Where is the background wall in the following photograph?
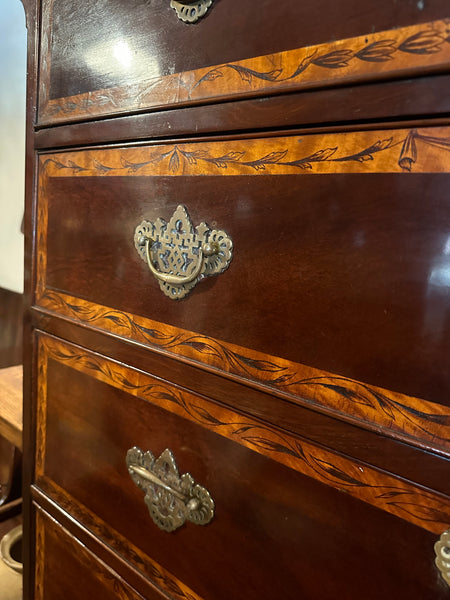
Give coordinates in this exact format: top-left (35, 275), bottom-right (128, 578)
top-left (0, 1), bottom-right (26, 293)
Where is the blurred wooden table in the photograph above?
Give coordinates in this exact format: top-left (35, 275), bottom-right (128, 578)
top-left (0, 366), bottom-right (22, 451)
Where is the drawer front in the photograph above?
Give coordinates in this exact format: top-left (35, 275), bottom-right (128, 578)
top-left (38, 0), bottom-right (450, 124)
top-left (34, 507), bottom-right (162, 600)
top-left (34, 334), bottom-right (450, 600)
top-left (36, 128), bottom-right (450, 452)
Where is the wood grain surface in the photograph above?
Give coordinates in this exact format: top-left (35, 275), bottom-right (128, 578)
top-left (37, 126), bottom-right (450, 175)
top-left (35, 334), bottom-right (450, 535)
top-left (33, 75), bottom-right (450, 151)
top-left (34, 507), bottom-right (166, 600)
top-left (29, 309), bottom-right (450, 499)
top-left (38, 5), bottom-right (450, 124)
top-left (35, 131), bottom-right (450, 453)
top-left (24, 2), bottom-right (450, 598)
top-left (33, 335), bottom-right (450, 600)
top-left (0, 365), bottom-right (23, 450)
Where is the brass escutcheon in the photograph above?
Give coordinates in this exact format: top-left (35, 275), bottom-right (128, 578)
top-left (435, 529), bottom-right (450, 587)
top-left (126, 447), bottom-right (215, 532)
top-left (170, 0), bottom-right (213, 23)
top-left (134, 205), bottom-right (233, 299)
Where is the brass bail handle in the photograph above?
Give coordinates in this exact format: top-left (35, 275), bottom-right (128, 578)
top-left (127, 447), bottom-right (215, 532)
top-left (128, 463), bottom-right (201, 513)
top-left (134, 205), bottom-right (233, 300)
top-left (139, 235), bottom-right (220, 286)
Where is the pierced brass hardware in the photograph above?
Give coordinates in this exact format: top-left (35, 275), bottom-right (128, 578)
top-left (134, 205), bottom-right (233, 299)
top-left (126, 447), bottom-right (214, 532)
top-left (435, 529), bottom-right (450, 586)
top-left (142, 236), bottom-right (219, 286)
top-left (170, 0), bottom-right (213, 23)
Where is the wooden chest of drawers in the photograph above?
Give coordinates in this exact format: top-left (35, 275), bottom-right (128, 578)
top-left (21, 1), bottom-right (450, 598)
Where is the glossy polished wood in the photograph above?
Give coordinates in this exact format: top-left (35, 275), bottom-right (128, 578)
top-left (35, 75), bottom-right (450, 150)
top-left (32, 490), bottom-right (174, 600)
top-left (35, 337), bottom-right (449, 600)
top-left (45, 0), bottom-right (449, 99)
top-left (30, 310), bottom-right (450, 498)
top-left (37, 139), bottom-right (450, 412)
top-left (34, 507), bottom-right (165, 600)
top-left (39, 2), bottom-right (450, 124)
top-left (37, 126), bottom-right (450, 174)
top-left (21, 0), bottom-right (41, 595)
top-left (22, 0), bottom-right (450, 598)
top-left (35, 334), bottom-right (450, 534)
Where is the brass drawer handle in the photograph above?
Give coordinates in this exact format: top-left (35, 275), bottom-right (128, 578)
top-left (170, 0), bottom-right (213, 23)
top-left (134, 205), bottom-right (233, 300)
top-left (126, 447), bottom-right (215, 532)
top-left (141, 236), bottom-right (219, 286)
top-left (435, 529), bottom-right (450, 587)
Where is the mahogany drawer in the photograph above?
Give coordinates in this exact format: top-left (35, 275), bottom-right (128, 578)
top-left (36, 132), bottom-right (450, 454)
top-left (33, 506), bottom-right (166, 600)
top-left (34, 333), bottom-right (450, 600)
top-left (25, 2), bottom-right (450, 600)
top-left (38, 0), bottom-right (450, 125)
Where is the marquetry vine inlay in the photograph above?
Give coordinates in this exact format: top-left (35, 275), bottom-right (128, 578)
top-left (38, 14), bottom-right (450, 124)
top-left (36, 335), bottom-right (450, 536)
top-left (39, 127), bottom-right (450, 176)
top-left (35, 482), bottom-right (205, 600)
top-left (36, 288), bottom-right (450, 456)
top-left (35, 509), bottom-right (160, 600)
top-left (35, 127), bottom-right (450, 455)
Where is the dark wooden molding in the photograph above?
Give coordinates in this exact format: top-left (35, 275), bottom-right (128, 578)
top-left (34, 75), bottom-right (450, 150)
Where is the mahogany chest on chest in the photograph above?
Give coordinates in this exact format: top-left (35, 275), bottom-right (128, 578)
top-left (21, 1), bottom-right (450, 598)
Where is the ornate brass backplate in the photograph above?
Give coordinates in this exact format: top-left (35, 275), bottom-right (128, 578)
top-left (126, 447), bottom-right (215, 532)
top-left (435, 529), bottom-right (450, 586)
top-left (170, 0), bottom-right (213, 23)
top-left (134, 205), bottom-right (233, 299)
